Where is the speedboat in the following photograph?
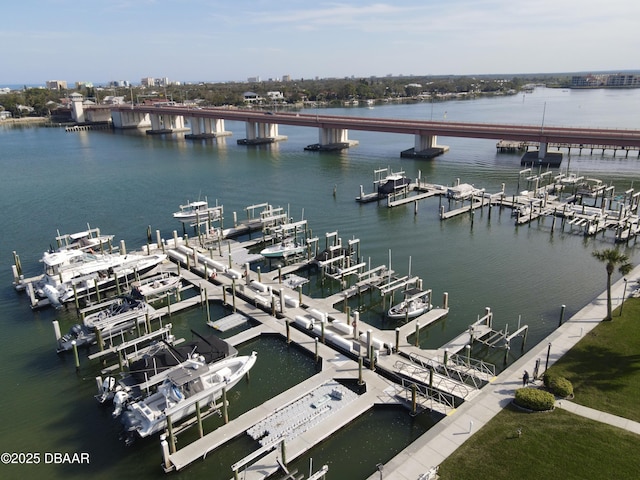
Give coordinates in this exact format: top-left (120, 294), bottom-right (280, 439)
top-left (387, 288), bottom-right (432, 320)
top-left (83, 296), bottom-right (153, 338)
top-left (56, 323), bottom-right (96, 353)
top-left (260, 239), bottom-right (306, 258)
top-left (54, 227), bottom-right (114, 252)
top-left (96, 331), bottom-right (236, 407)
top-left (119, 352), bottom-right (257, 444)
top-left (130, 273), bottom-right (182, 300)
top-left (31, 248), bottom-right (166, 308)
top-left (172, 199), bottom-right (222, 225)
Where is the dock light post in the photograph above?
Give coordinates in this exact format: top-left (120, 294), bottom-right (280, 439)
top-left (545, 343), bottom-right (552, 372)
top-left (376, 462), bottom-right (384, 479)
top-left (620, 278), bottom-right (628, 316)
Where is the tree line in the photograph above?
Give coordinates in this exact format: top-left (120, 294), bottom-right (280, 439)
top-left (0, 73), bottom-right (572, 118)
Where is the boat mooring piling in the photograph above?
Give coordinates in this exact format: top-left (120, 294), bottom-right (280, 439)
top-left (72, 340), bottom-right (80, 370)
top-left (559, 304), bottom-right (566, 327)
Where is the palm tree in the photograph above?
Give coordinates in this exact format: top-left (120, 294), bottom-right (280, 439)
top-left (592, 248), bottom-right (633, 320)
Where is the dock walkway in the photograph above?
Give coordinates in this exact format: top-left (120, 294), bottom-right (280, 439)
top-left (365, 268), bottom-right (640, 480)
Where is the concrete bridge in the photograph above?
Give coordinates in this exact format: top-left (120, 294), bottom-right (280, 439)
top-left (101, 103), bottom-right (640, 160)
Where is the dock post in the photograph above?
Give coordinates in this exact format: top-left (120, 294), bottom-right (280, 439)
top-left (120, 239), bottom-right (126, 255)
top-left (245, 263), bottom-right (250, 286)
top-left (315, 338), bottom-right (319, 362)
top-left (94, 278), bottom-right (101, 303)
top-left (156, 230), bottom-right (161, 251)
top-left (73, 283), bottom-right (79, 310)
top-left (173, 230), bottom-right (178, 248)
top-left (503, 344), bottom-right (510, 365)
top-left (370, 344), bottom-right (375, 371)
top-left (271, 295), bottom-right (276, 316)
top-left (72, 341), bottom-right (80, 371)
top-left (232, 279), bottom-right (237, 312)
top-left (96, 328), bottom-right (105, 351)
top-left (257, 266), bottom-right (261, 282)
top-left (286, 319), bottom-right (291, 344)
top-left (358, 356), bottom-right (364, 385)
top-left (278, 265), bottom-right (282, 284)
top-left (53, 320), bottom-right (61, 341)
top-left (279, 288), bottom-right (285, 314)
top-left (353, 311), bottom-right (359, 339)
top-left (280, 439), bottom-right (287, 466)
top-left (443, 292), bottom-right (449, 310)
top-left (466, 344), bottom-right (471, 364)
top-left (443, 348), bottom-right (449, 366)
top-left (146, 312), bottom-right (151, 334)
top-left (366, 329), bottom-right (373, 360)
top-left (321, 317), bottom-right (325, 344)
top-left (298, 285), bottom-right (302, 306)
top-left (160, 434), bottom-right (172, 471)
top-left (414, 321), bottom-right (420, 347)
top-left (196, 401), bottom-right (203, 438)
top-left (166, 292), bottom-right (172, 316)
top-left (414, 200), bottom-right (418, 215)
top-left (167, 416), bottom-right (176, 453)
top-left (558, 304), bottom-right (566, 327)
top-left (222, 286), bottom-right (227, 306)
top-left (411, 383), bottom-right (417, 416)
top-left (205, 289), bottom-right (211, 323)
top-left (395, 327), bottom-right (400, 352)
top-left (228, 252), bottom-right (232, 269)
top-left (222, 387), bottom-right (228, 424)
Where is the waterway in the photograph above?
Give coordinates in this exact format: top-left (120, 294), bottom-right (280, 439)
top-left (0, 87), bottom-right (639, 480)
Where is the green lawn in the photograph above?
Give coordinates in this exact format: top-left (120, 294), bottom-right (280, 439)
top-left (438, 297), bottom-right (640, 480)
top-left (438, 407), bottom-right (640, 480)
top-left (545, 297), bottom-right (640, 422)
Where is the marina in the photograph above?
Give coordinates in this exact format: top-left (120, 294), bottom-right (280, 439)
top-left (2, 87), bottom-right (640, 480)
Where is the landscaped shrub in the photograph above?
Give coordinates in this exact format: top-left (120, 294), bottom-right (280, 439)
top-left (549, 376), bottom-right (574, 398)
top-left (514, 388), bottom-right (555, 411)
top-left (543, 371), bottom-right (574, 398)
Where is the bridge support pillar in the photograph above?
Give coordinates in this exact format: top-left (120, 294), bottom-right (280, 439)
top-left (112, 110), bottom-right (151, 129)
top-left (185, 116), bottom-right (231, 139)
top-left (146, 113), bottom-right (189, 135)
top-left (400, 134), bottom-right (449, 159)
top-left (538, 142), bottom-right (548, 159)
top-left (304, 128), bottom-right (359, 152)
top-left (237, 121), bottom-right (287, 145)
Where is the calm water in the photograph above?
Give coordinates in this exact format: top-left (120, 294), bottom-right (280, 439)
top-left (1, 87), bottom-right (639, 480)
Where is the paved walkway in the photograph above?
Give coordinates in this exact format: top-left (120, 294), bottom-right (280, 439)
top-left (371, 266), bottom-right (640, 480)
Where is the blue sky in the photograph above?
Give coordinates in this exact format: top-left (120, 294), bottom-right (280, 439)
top-left (2, 0), bottom-right (639, 85)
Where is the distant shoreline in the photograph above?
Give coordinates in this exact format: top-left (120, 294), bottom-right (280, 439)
top-left (1, 116), bottom-right (48, 125)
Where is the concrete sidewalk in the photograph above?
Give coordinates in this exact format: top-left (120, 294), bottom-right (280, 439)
top-left (371, 266), bottom-right (640, 480)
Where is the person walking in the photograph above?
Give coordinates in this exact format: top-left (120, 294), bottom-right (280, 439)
top-left (522, 370), bottom-right (530, 387)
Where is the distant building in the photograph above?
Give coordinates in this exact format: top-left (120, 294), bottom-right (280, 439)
top-left (282, 74), bottom-right (292, 82)
top-left (243, 91), bottom-right (262, 103)
top-left (141, 77), bottom-right (155, 87)
top-left (46, 80), bottom-right (68, 90)
top-left (247, 76), bottom-right (261, 83)
top-left (571, 73), bottom-right (640, 88)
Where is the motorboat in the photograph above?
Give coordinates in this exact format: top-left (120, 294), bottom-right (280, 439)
top-left (56, 323), bottom-right (96, 353)
top-left (54, 227), bottom-right (114, 252)
top-left (387, 288), bottom-right (432, 320)
top-left (172, 199), bottom-right (222, 226)
top-left (377, 172), bottom-right (411, 196)
top-left (446, 183), bottom-right (479, 201)
top-left (260, 239), bottom-right (306, 258)
top-left (83, 296), bottom-right (153, 338)
top-left (96, 330), bottom-right (237, 407)
top-left (119, 352), bottom-right (257, 444)
top-left (31, 248), bottom-right (166, 308)
top-left (130, 273), bottom-right (182, 300)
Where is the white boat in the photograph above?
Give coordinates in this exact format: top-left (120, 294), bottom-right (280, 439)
top-left (260, 239), bottom-right (306, 258)
top-left (172, 199), bottom-right (222, 225)
top-left (96, 330), bottom-right (237, 406)
top-left (54, 227), bottom-right (114, 252)
top-left (119, 352), bottom-right (257, 444)
top-left (130, 273), bottom-right (182, 300)
top-left (32, 248), bottom-right (166, 308)
top-left (83, 296), bottom-right (153, 337)
top-left (387, 288), bottom-right (432, 320)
